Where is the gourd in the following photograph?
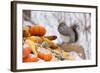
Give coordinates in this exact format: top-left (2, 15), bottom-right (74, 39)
top-left (25, 39), bottom-right (38, 56)
top-left (37, 48), bottom-right (52, 61)
top-left (27, 36), bottom-right (43, 43)
top-left (23, 55), bottom-right (38, 62)
top-left (23, 47), bottom-right (31, 58)
top-left (30, 25), bottom-right (46, 36)
top-left (38, 53), bottom-right (52, 61)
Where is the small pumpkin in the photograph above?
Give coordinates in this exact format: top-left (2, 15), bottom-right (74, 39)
top-left (38, 52), bottom-right (44, 59)
top-left (43, 53), bottom-right (52, 61)
top-left (38, 52), bottom-right (52, 61)
top-left (23, 55), bottom-right (38, 62)
top-left (30, 25), bottom-right (46, 36)
top-left (37, 47), bottom-right (52, 61)
top-left (23, 47), bottom-right (31, 58)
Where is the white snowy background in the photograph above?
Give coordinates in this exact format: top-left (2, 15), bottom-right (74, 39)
top-left (23, 10), bottom-right (91, 59)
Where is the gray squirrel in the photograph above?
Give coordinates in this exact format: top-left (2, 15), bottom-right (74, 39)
top-left (58, 22), bottom-right (78, 43)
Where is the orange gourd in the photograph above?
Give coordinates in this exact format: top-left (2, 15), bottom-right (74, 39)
top-left (38, 52), bottom-right (44, 59)
top-left (30, 25), bottom-right (46, 36)
top-left (43, 54), bottom-right (52, 61)
top-left (23, 47), bottom-right (31, 58)
top-left (23, 55), bottom-right (38, 62)
top-left (38, 52), bottom-right (52, 61)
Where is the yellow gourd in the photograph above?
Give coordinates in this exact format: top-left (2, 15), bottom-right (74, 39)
top-left (25, 39), bottom-right (37, 56)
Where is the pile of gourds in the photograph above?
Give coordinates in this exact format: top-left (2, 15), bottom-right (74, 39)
top-left (23, 25), bottom-right (74, 62)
